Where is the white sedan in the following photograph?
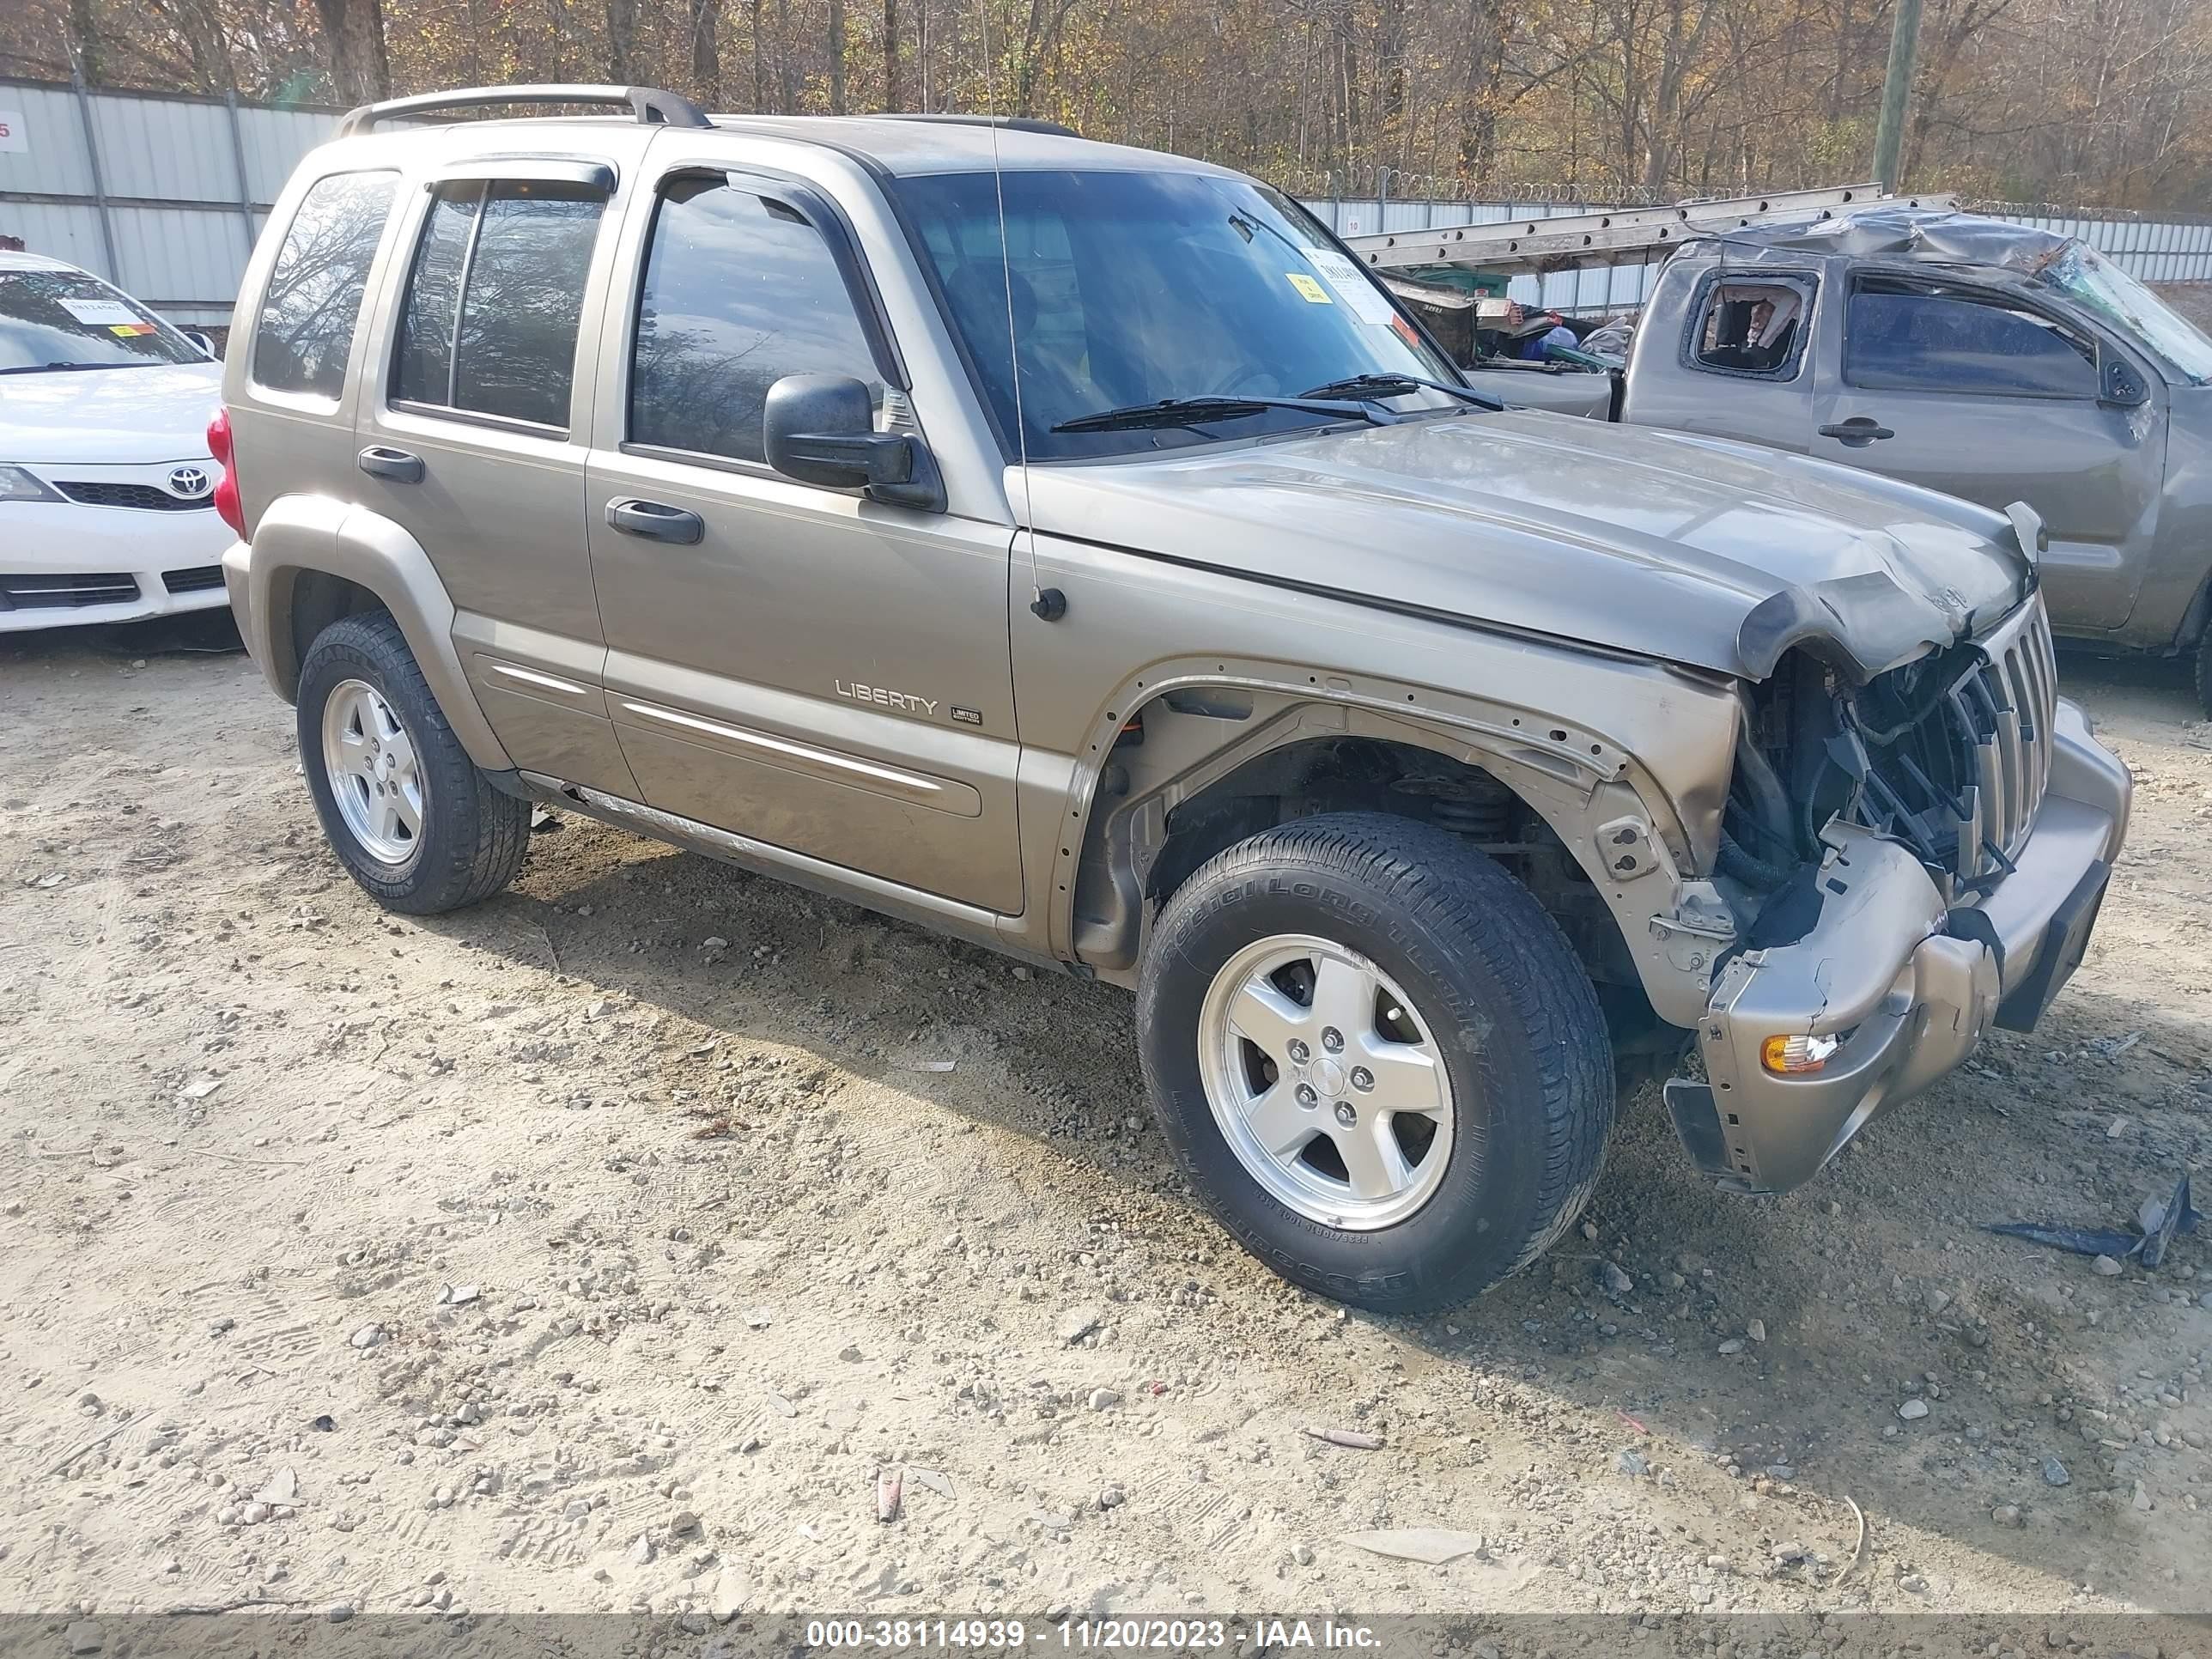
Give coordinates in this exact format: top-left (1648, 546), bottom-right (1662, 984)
top-left (1, 252), bottom-right (234, 630)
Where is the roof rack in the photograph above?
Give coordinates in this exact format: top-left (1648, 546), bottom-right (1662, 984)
top-left (336, 83), bottom-right (711, 138)
top-left (1341, 182), bottom-right (1957, 276)
top-left (871, 113), bottom-right (1079, 138)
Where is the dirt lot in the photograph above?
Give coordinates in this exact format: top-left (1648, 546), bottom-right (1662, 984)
top-left (1, 613), bottom-right (2208, 1639)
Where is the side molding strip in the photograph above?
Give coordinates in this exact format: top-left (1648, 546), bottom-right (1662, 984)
top-left (615, 698), bottom-right (975, 812)
top-left (485, 660), bottom-right (593, 699)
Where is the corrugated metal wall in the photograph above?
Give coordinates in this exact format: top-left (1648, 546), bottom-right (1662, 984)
top-left (1297, 194), bottom-right (2212, 314)
top-left (0, 77), bottom-right (339, 325)
top-left (5, 74), bottom-right (2210, 326)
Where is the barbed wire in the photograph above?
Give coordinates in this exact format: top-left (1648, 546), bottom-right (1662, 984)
top-left (1271, 167), bottom-right (1676, 206)
top-left (1963, 197), bottom-right (2212, 225)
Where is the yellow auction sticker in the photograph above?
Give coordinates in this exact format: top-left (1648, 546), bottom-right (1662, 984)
top-left (1286, 272), bottom-right (1332, 304)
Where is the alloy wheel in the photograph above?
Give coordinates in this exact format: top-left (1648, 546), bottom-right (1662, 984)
top-left (320, 678), bottom-right (423, 866)
top-left (1195, 933), bottom-right (1455, 1230)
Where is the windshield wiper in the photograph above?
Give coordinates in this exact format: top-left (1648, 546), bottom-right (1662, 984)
top-left (1297, 371), bottom-right (1505, 410)
top-left (1050, 394), bottom-right (1394, 434)
top-left (0, 361), bottom-right (139, 375)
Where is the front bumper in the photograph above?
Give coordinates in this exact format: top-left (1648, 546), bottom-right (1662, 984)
top-left (1664, 697), bottom-right (2130, 1194)
top-left (1, 486), bottom-right (233, 633)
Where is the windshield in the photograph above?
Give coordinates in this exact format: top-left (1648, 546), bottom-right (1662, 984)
top-left (2037, 240), bottom-right (2212, 386)
top-left (892, 168), bottom-right (1462, 459)
top-left (0, 269), bottom-right (207, 374)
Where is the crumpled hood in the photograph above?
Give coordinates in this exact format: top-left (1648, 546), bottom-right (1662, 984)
top-left (0, 362), bottom-right (223, 465)
top-left (1024, 410), bottom-right (2033, 681)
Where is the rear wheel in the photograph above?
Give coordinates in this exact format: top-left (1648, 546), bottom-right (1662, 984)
top-left (1138, 811), bottom-right (1614, 1314)
top-left (297, 611), bottom-right (528, 915)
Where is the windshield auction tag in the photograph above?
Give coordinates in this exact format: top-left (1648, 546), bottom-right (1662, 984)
top-left (1305, 250), bottom-right (1399, 326)
top-left (60, 296), bottom-right (142, 327)
top-left (1286, 272), bottom-right (1333, 305)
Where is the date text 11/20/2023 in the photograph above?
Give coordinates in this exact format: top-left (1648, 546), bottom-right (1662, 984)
top-left (803, 1618), bottom-right (1384, 1650)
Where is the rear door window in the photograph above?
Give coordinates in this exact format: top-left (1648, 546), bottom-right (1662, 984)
top-left (252, 169), bottom-right (399, 398)
top-left (1846, 279), bottom-right (2099, 398)
top-left (392, 179), bottom-right (610, 430)
top-left (627, 176), bottom-right (884, 466)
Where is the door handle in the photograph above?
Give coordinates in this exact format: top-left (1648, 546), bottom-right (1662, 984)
top-left (1816, 417), bottom-right (1895, 446)
top-left (357, 445), bottom-right (424, 483)
top-left (605, 497), bottom-right (705, 544)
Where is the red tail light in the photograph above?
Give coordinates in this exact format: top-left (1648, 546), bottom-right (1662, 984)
top-left (206, 406), bottom-right (246, 538)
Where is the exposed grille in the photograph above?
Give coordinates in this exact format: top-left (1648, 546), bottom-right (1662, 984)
top-left (161, 565), bottom-right (226, 594)
top-left (1961, 597), bottom-right (2058, 866)
top-left (0, 573), bottom-right (141, 610)
top-left (1853, 594), bottom-right (2057, 887)
top-left (54, 481), bottom-right (215, 512)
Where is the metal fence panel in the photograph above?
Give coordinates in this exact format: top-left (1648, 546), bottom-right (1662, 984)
top-left (0, 82), bottom-right (98, 198)
top-left (87, 92), bottom-right (239, 200)
top-left (1, 76), bottom-right (342, 325)
top-left (108, 204), bottom-right (261, 314)
top-left (0, 198), bottom-right (106, 270)
top-left (237, 105), bottom-right (341, 202)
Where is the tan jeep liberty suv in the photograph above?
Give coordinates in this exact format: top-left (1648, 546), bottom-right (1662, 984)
top-left (215, 83), bottom-right (2132, 1312)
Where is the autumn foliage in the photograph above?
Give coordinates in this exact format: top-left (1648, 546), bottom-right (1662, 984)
top-left (6, 0), bottom-right (2210, 209)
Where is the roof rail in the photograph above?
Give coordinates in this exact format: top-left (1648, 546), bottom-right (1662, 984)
top-left (873, 113), bottom-right (1079, 138)
top-left (336, 83), bottom-right (711, 138)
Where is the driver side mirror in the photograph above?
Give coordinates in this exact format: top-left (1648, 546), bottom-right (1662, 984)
top-left (2099, 349), bottom-right (2149, 408)
top-left (763, 374), bottom-right (944, 512)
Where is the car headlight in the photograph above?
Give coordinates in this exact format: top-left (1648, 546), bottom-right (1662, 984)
top-left (0, 465), bottom-right (62, 504)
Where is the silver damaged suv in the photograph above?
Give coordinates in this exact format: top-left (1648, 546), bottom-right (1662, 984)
top-left (217, 84), bottom-right (2132, 1311)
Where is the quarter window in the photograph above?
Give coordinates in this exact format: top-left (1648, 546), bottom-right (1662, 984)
top-left (1846, 280), bottom-right (2099, 398)
top-left (392, 179), bottom-right (609, 429)
top-left (629, 176), bottom-right (882, 465)
top-left (252, 170), bottom-right (398, 398)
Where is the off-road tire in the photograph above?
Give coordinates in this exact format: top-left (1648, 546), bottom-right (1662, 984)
top-left (1138, 811), bottom-right (1614, 1314)
top-left (2196, 623), bottom-right (2212, 717)
top-left (297, 611), bottom-right (528, 915)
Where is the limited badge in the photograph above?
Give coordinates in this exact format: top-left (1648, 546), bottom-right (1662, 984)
top-left (1286, 272), bottom-right (1332, 304)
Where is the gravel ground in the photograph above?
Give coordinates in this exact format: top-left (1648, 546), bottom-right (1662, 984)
top-left (2155, 283), bottom-right (2212, 333)
top-left (0, 611), bottom-right (2207, 1642)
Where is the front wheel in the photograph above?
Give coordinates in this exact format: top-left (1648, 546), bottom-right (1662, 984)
top-left (1138, 812), bottom-right (1614, 1313)
top-left (297, 611), bottom-right (529, 915)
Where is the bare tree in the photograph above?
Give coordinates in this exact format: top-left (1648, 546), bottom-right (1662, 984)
top-left (883, 0), bottom-right (901, 106)
top-left (690, 0), bottom-right (724, 104)
top-left (12, 0), bottom-right (2212, 211)
top-left (310, 0), bottom-right (391, 99)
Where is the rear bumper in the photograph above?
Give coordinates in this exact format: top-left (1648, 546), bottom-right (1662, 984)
top-left (220, 538), bottom-right (264, 664)
top-left (1665, 698), bottom-right (2129, 1194)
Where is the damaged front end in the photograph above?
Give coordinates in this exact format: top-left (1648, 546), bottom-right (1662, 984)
top-left (1664, 590), bottom-right (2130, 1195)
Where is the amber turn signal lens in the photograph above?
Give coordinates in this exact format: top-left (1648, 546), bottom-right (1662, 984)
top-left (1761, 1032), bottom-right (1841, 1074)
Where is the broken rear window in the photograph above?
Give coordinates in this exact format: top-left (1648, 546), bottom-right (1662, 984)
top-left (1689, 275), bottom-right (1814, 379)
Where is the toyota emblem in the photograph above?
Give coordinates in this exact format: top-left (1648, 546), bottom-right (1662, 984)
top-left (167, 465), bottom-right (212, 498)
